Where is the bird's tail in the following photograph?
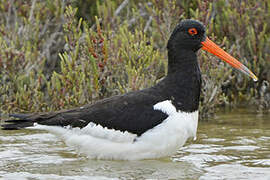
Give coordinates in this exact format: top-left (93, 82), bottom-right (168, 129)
top-left (1, 113), bottom-right (36, 130)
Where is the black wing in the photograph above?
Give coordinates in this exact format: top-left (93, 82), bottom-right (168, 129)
top-left (1, 88), bottom-right (168, 136)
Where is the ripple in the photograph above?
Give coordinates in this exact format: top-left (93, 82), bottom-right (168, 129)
top-left (0, 171), bottom-right (117, 180)
top-left (13, 133), bottom-right (59, 142)
top-left (250, 159), bottom-right (270, 166)
top-left (200, 164), bottom-right (270, 180)
top-left (1, 111), bottom-right (270, 179)
top-left (0, 149), bottom-right (24, 159)
top-left (0, 132), bottom-right (58, 144)
top-left (15, 154), bottom-right (76, 164)
top-left (202, 138), bottom-right (225, 143)
top-left (258, 136), bottom-right (270, 141)
top-left (223, 145), bottom-right (260, 151)
top-left (174, 154), bottom-right (238, 168)
top-left (179, 144), bottom-right (222, 154)
top-left (231, 138), bottom-right (257, 145)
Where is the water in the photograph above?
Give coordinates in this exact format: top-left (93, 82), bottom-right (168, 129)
top-left (0, 109), bottom-right (269, 180)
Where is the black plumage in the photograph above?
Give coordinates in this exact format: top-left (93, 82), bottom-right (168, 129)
top-left (1, 19), bottom-right (206, 136)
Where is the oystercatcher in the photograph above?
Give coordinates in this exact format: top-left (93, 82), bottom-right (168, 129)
top-left (1, 19), bottom-right (257, 160)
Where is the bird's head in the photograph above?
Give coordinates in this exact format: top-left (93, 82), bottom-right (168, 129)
top-left (167, 19), bottom-right (258, 81)
top-left (167, 19), bottom-right (206, 52)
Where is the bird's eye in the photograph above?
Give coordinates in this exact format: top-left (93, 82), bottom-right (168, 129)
top-left (188, 28), bottom-right (198, 36)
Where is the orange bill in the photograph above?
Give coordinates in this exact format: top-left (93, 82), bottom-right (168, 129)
top-left (201, 37), bottom-right (258, 82)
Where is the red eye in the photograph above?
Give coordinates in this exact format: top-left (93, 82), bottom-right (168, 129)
top-left (188, 28), bottom-right (198, 36)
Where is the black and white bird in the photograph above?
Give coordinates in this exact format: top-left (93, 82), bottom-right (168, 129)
top-left (1, 19), bottom-right (257, 160)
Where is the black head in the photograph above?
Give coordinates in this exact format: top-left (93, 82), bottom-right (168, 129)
top-left (167, 19), bottom-right (206, 52)
top-left (164, 20), bottom-right (206, 111)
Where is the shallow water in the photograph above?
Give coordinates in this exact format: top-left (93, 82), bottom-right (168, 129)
top-left (0, 109), bottom-right (269, 180)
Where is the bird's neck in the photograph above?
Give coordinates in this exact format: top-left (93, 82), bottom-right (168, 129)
top-left (167, 49), bottom-right (198, 74)
top-left (157, 49), bottom-right (201, 112)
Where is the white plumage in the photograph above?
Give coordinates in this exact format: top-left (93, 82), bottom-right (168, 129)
top-left (31, 100), bottom-right (198, 160)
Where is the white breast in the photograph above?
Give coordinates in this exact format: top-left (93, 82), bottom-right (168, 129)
top-left (31, 100), bottom-right (198, 160)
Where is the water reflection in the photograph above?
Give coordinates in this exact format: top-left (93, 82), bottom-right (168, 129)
top-left (0, 109), bottom-right (269, 179)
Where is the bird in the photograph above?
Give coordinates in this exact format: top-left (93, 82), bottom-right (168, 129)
top-left (1, 19), bottom-right (257, 160)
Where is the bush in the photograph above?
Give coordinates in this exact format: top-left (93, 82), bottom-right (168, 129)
top-left (0, 0), bottom-right (269, 118)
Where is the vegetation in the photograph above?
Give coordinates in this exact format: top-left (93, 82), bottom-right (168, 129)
top-left (0, 0), bottom-right (269, 119)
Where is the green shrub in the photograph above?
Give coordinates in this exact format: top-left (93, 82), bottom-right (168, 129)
top-left (0, 0), bottom-right (269, 118)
